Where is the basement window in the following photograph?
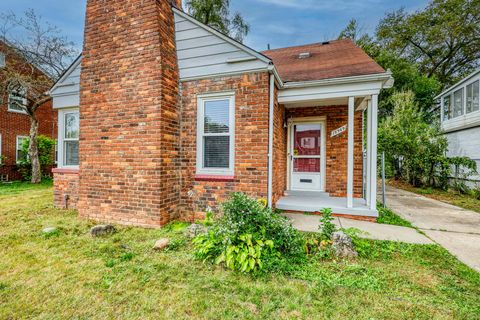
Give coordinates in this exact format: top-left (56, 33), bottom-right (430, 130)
top-left (196, 92), bottom-right (235, 176)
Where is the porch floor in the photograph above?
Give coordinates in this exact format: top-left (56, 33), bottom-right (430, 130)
top-left (276, 191), bottom-right (378, 217)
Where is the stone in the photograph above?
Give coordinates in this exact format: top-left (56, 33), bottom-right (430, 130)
top-left (184, 223), bottom-right (207, 238)
top-left (42, 227), bottom-right (58, 234)
top-left (153, 238), bottom-right (170, 251)
top-left (332, 231), bottom-right (358, 258)
top-left (90, 225), bottom-right (116, 237)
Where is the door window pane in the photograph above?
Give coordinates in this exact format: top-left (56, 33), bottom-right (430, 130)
top-left (203, 136), bottom-right (229, 168)
top-left (64, 141), bottom-right (79, 166)
top-left (466, 80), bottom-right (479, 113)
top-left (294, 124), bottom-right (321, 156)
top-left (204, 99), bottom-right (230, 133)
top-left (453, 89), bottom-right (463, 118)
top-left (294, 158), bottom-right (320, 173)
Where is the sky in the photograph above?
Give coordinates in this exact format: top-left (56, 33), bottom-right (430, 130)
top-left (0, 0), bottom-right (429, 53)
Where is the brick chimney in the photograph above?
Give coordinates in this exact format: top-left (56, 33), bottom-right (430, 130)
top-left (78, 0), bottom-right (181, 226)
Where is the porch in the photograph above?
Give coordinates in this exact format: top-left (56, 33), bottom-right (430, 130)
top-left (276, 191), bottom-right (377, 217)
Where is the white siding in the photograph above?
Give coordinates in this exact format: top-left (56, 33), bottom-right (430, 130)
top-left (445, 126), bottom-right (480, 182)
top-left (174, 12), bottom-right (269, 80)
top-left (50, 57), bottom-right (81, 109)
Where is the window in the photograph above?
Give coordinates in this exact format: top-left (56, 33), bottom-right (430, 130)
top-left (8, 85), bottom-right (27, 114)
top-left (59, 109), bottom-right (79, 167)
top-left (16, 136), bottom-right (28, 163)
top-left (443, 95), bottom-right (451, 121)
top-left (452, 88), bottom-right (464, 118)
top-left (466, 80), bottom-right (479, 114)
top-left (196, 93), bottom-right (235, 175)
top-left (0, 52), bottom-right (5, 68)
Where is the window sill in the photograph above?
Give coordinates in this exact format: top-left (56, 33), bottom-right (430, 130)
top-left (7, 109), bottom-right (28, 115)
top-left (194, 174), bottom-right (235, 182)
top-left (52, 168), bottom-right (79, 174)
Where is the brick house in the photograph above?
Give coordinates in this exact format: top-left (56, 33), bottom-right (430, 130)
top-left (0, 41), bottom-right (57, 181)
top-left (49, 0), bottom-right (393, 227)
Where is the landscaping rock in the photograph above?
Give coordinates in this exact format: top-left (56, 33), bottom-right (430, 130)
top-left (90, 224), bottom-right (116, 237)
top-left (153, 238), bottom-right (170, 251)
top-left (42, 227), bottom-right (58, 234)
top-left (332, 231), bottom-right (358, 258)
top-left (184, 223), bottom-right (207, 238)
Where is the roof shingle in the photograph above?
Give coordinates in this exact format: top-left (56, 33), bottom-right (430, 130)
top-left (262, 39), bottom-right (385, 83)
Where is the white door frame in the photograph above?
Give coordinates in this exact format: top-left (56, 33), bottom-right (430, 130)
top-left (286, 116), bottom-right (326, 191)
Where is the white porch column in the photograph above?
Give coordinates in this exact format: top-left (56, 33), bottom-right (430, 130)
top-left (365, 99), bottom-right (372, 204)
top-left (347, 96), bottom-right (355, 208)
top-left (368, 94), bottom-right (379, 210)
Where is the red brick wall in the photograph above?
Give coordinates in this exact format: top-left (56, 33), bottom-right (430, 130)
top-left (272, 86), bottom-right (286, 203)
top-left (53, 170), bottom-right (79, 209)
top-left (178, 72), bottom-right (270, 220)
top-left (0, 97), bottom-right (56, 181)
top-left (284, 105), bottom-right (364, 197)
top-left (77, 0), bottom-right (180, 227)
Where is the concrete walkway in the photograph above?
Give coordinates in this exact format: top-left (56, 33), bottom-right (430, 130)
top-left (385, 186), bottom-right (480, 272)
top-left (283, 213), bottom-right (432, 244)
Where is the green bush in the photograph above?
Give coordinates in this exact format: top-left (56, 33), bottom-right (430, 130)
top-left (318, 208), bottom-right (336, 241)
top-left (193, 193), bottom-right (305, 273)
top-left (17, 135), bottom-right (55, 181)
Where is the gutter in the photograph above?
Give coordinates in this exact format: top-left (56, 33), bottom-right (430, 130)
top-left (267, 73), bottom-right (275, 208)
top-left (281, 71), bottom-right (394, 89)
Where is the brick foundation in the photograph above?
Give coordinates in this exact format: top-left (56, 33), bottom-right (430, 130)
top-left (53, 169), bottom-right (79, 209)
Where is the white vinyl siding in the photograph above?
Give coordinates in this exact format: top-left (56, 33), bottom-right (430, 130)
top-left (196, 93), bottom-right (235, 176)
top-left (58, 108), bottom-right (79, 168)
top-left (174, 11), bottom-right (269, 81)
top-left (49, 57), bottom-right (81, 109)
top-left (16, 136), bottom-right (28, 163)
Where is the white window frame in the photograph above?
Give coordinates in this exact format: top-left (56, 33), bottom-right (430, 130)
top-left (466, 79), bottom-right (479, 114)
top-left (58, 108), bottom-right (80, 169)
top-left (16, 135), bottom-right (29, 163)
top-left (0, 134), bottom-right (2, 164)
top-left (196, 92), bottom-right (235, 176)
top-left (8, 85), bottom-right (28, 114)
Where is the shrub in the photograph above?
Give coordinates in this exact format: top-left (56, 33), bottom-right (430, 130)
top-left (318, 208), bottom-right (336, 241)
top-left (193, 192), bottom-right (305, 273)
top-left (17, 135), bottom-right (55, 181)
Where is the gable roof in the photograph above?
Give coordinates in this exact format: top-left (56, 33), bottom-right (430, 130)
top-left (262, 39), bottom-right (385, 83)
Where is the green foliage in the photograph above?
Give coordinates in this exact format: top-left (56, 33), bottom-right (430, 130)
top-left (376, 0), bottom-right (480, 86)
top-left (318, 208), bottom-right (336, 241)
top-left (17, 135), bottom-right (55, 181)
top-left (376, 204), bottom-right (413, 228)
top-left (185, 0), bottom-right (249, 42)
top-left (378, 91), bottom-right (477, 189)
top-left (192, 192), bottom-right (305, 273)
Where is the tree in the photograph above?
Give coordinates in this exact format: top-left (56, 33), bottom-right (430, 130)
top-left (0, 10), bottom-right (78, 183)
top-left (337, 18), bottom-right (377, 56)
top-left (185, 0), bottom-right (250, 43)
top-left (376, 0), bottom-right (480, 86)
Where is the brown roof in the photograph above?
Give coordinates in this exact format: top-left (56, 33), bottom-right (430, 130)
top-left (262, 39), bottom-right (385, 83)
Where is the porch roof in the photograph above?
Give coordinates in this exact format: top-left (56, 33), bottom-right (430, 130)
top-left (262, 39), bottom-right (385, 83)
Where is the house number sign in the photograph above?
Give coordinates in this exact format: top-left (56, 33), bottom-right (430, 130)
top-left (330, 125), bottom-right (347, 137)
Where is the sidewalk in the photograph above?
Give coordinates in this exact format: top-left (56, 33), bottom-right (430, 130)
top-left (384, 186), bottom-right (480, 272)
top-left (283, 213), bottom-right (432, 244)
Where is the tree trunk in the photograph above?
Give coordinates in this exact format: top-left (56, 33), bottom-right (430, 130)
top-left (29, 115), bottom-right (41, 184)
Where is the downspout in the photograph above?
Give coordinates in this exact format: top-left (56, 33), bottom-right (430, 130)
top-left (267, 73), bottom-right (275, 208)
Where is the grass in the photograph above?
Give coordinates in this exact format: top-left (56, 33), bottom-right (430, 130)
top-left (1, 184), bottom-right (480, 319)
top-left (377, 204), bottom-right (414, 228)
top-left (388, 179), bottom-right (480, 213)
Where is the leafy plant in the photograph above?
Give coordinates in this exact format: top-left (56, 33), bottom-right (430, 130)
top-left (318, 208), bottom-right (336, 241)
top-left (17, 135), bottom-right (55, 181)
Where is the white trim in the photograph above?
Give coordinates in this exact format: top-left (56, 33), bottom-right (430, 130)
top-left (196, 92), bottom-right (235, 176)
top-left (368, 94), bottom-right (378, 210)
top-left (347, 96), bottom-right (355, 208)
top-left (287, 117), bottom-right (326, 192)
top-left (16, 135), bottom-right (29, 163)
top-left (365, 99), bottom-right (372, 204)
top-left (435, 68), bottom-right (480, 99)
top-left (8, 86), bottom-right (28, 114)
top-left (49, 55), bottom-right (82, 95)
top-left (267, 74), bottom-right (275, 208)
top-left (57, 108), bottom-right (80, 169)
top-left (282, 71), bottom-right (394, 89)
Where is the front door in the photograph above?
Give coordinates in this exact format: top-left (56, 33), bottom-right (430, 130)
top-left (289, 122), bottom-right (325, 191)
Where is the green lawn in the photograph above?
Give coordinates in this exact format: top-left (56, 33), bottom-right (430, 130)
top-left (1, 183), bottom-right (480, 319)
top-left (388, 179), bottom-right (480, 214)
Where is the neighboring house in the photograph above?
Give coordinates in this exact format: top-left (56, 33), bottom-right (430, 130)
top-left (0, 41), bottom-right (57, 181)
top-left (436, 69), bottom-right (480, 186)
top-left (49, 0), bottom-right (393, 227)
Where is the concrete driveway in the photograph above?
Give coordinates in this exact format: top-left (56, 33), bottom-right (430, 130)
top-left (384, 186), bottom-right (480, 272)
